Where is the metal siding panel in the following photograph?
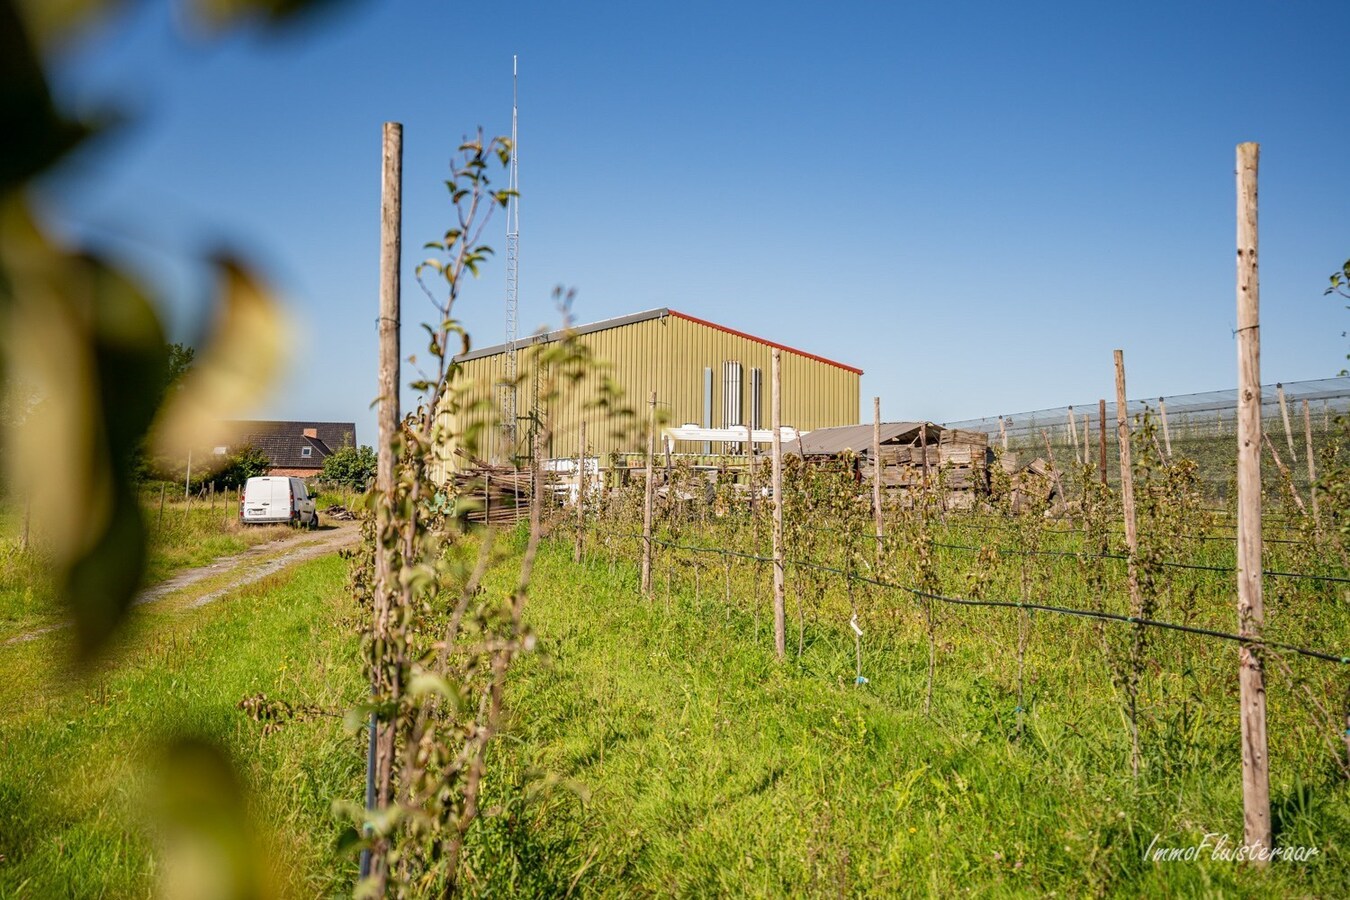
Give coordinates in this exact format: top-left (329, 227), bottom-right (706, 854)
top-left (442, 312), bottom-right (859, 468)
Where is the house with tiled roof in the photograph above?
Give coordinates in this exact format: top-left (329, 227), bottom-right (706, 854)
top-left (218, 420), bottom-right (357, 477)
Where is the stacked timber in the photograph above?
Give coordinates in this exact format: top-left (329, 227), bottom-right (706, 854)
top-left (450, 458), bottom-right (533, 525)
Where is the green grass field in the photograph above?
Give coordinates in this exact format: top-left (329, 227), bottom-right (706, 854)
top-left (0, 496), bottom-right (296, 640)
top-left (1, 518), bottom-right (1346, 896)
top-left (457, 538), bottom-right (1350, 898)
top-left (0, 552), bottom-right (363, 897)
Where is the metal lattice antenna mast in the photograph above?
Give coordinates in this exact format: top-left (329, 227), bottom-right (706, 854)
top-left (501, 55), bottom-right (520, 460)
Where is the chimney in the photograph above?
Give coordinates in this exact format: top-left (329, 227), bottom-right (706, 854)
top-left (303, 427), bottom-right (318, 439)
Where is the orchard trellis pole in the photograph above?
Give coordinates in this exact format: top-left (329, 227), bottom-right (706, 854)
top-left (872, 396), bottom-right (883, 561)
top-left (641, 391), bottom-right (656, 598)
top-left (1114, 349), bottom-right (1143, 779)
top-left (1097, 399), bottom-right (1108, 485)
top-left (1067, 404), bottom-right (1080, 461)
top-left (1159, 397), bottom-right (1173, 457)
top-left (1303, 399), bottom-right (1318, 523)
top-left (771, 349), bottom-right (786, 660)
top-left (575, 420), bottom-right (586, 564)
top-left (1235, 140), bottom-right (1271, 861)
top-left (364, 119), bottom-right (402, 887)
top-left (1277, 383), bottom-right (1296, 462)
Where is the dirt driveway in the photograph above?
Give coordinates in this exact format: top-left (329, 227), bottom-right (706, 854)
top-left (4, 521), bottom-right (361, 646)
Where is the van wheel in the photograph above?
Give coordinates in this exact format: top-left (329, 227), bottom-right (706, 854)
top-left (310, 514), bottom-right (320, 531)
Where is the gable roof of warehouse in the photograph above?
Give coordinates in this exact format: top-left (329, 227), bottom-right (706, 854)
top-left (455, 307), bottom-right (863, 375)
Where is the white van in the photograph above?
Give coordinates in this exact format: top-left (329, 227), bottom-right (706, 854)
top-left (241, 476), bottom-right (319, 529)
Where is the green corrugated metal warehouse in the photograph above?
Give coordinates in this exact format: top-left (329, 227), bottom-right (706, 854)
top-left (445, 307), bottom-right (862, 466)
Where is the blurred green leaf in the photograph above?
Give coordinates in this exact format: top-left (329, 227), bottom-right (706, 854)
top-left (153, 737), bottom-right (273, 900)
top-left (1, 200), bottom-right (167, 659)
top-left (189, 0), bottom-right (356, 31)
top-left (0, 0), bottom-right (99, 193)
top-left (153, 257), bottom-right (288, 467)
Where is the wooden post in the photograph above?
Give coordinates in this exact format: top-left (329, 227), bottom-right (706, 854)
top-left (919, 422), bottom-right (931, 489)
top-left (1263, 435), bottom-right (1307, 514)
top-left (184, 448), bottom-right (192, 500)
top-left (1159, 398), bottom-right (1172, 458)
top-left (1040, 429), bottom-right (1065, 508)
top-left (872, 397), bottom-right (883, 559)
top-left (158, 482), bottom-right (166, 528)
top-left (641, 391), bottom-right (656, 598)
top-left (1235, 141), bottom-right (1271, 860)
top-left (746, 426), bottom-right (757, 520)
top-left (1082, 414), bottom-right (1090, 467)
top-left (1277, 383), bottom-right (1296, 462)
top-left (1098, 399), bottom-right (1108, 485)
top-left (1067, 405), bottom-right (1080, 462)
top-left (771, 349), bottom-right (786, 660)
top-left (575, 420), bottom-right (586, 563)
top-left (364, 119), bottom-right (402, 887)
top-left (376, 122), bottom-right (402, 502)
top-left (1304, 399), bottom-right (1318, 522)
top-left (1114, 350), bottom-right (1143, 779)
top-left (998, 416), bottom-right (1008, 452)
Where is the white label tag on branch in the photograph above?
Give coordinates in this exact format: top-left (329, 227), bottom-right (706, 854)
top-left (850, 614), bottom-right (863, 637)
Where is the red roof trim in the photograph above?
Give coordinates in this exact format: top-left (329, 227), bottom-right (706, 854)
top-left (667, 310), bottom-right (864, 375)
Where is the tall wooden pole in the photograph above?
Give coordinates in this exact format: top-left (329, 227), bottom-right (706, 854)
top-left (1277, 383), bottom-right (1296, 462)
top-left (641, 392), bottom-right (656, 598)
top-left (1114, 350), bottom-right (1143, 780)
top-left (919, 422), bottom-right (931, 489)
top-left (1067, 405), bottom-right (1080, 462)
top-left (771, 349), bottom-right (786, 660)
top-left (1304, 399), bottom-right (1318, 522)
top-left (1235, 141), bottom-right (1271, 860)
top-left (1040, 429), bottom-right (1065, 508)
top-left (998, 416), bottom-right (1008, 452)
top-left (376, 122), bottom-right (402, 501)
top-left (746, 425), bottom-right (757, 520)
top-left (872, 397), bottom-right (883, 558)
top-left (1098, 399), bottom-right (1108, 485)
top-left (575, 420), bottom-right (587, 564)
top-left (364, 120), bottom-right (402, 887)
top-left (1158, 398), bottom-right (1172, 458)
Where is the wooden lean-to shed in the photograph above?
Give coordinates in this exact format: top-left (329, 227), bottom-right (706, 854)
top-left (784, 421), bottom-right (991, 509)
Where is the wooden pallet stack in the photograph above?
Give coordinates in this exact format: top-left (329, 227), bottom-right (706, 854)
top-left (863, 428), bottom-right (991, 509)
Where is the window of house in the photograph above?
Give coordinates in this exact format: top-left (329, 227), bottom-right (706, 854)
top-left (301, 446), bottom-right (313, 458)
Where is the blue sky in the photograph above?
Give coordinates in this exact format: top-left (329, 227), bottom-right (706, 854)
top-left (36, 0), bottom-right (1350, 444)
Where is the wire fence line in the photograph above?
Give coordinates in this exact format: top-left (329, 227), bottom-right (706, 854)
top-left (925, 540), bottom-right (1350, 586)
top-left (789, 521), bottom-right (1350, 584)
top-left (942, 376), bottom-right (1350, 442)
top-left (940, 376), bottom-right (1350, 502)
top-left (606, 532), bottom-right (1350, 667)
